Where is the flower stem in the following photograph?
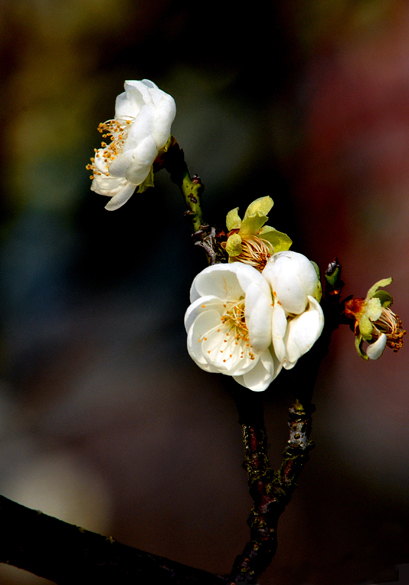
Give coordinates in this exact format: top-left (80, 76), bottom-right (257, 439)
top-left (163, 137), bottom-right (227, 264)
top-left (163, 137), bottom-right (204, 233)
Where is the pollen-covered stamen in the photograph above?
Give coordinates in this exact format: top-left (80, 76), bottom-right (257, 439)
top-left (232, 236), bottom-right (273, 271)
top-left (218, 299), bottom-right (256, 360)
top-left (86, 118), bottom-right (133, 178)
top-left (372, 307), bottom-right (406, 352)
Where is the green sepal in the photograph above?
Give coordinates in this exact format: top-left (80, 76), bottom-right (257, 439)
top-left (310, 262), bottom-right (323, 302)
top-left (359, 313), bottom-right (374, 340)
top-left (161, 134), bottom-right (173, 154)
top-left (310, 261), bottom-right (320, 279)
top-left (240, 212), bottom-right (269, 236)
top-left (365, 277), bottom-right (392, 301)
top-left (259, 226), bottom-right (292, 252)
top-left (136, 166), bottom-right (155, 193)
top-left (225, 233), bottom-right (243, 257)
top-left (244, 196), bottom-right (274, 218)
top-left (366, 297), bottom-right (382, 322)
top-left (373, 290), bottom-right (393, 308)
top-left (226, 207), bottom-right (242, 231)
top-left (355, 335), bottom-right (369, 360)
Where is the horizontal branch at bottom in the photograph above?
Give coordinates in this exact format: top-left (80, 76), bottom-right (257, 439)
top-left (0, 496), bottom-right (230, 585)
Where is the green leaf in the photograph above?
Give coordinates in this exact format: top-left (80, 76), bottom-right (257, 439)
top-left (226, 207), bottom-right (242, 231)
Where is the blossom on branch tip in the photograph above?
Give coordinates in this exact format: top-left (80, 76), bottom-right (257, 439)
top-left (263, 251), bottom-right (324, 370)
top-left (222, 196), bottom-right (292, 271)
top-left (344, 278), bottom-right (406, 360)
top-left (184, 263), bottom-right (282, 391)
top-left (87, 79), bottom-right (176, 210)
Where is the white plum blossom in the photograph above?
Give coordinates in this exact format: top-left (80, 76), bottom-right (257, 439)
top-left (263, 251), bottom-right (324, 370)
top-left (185, 263), bottom-right (282, 392)
top-left (87, 79), bottom-right (176, 210)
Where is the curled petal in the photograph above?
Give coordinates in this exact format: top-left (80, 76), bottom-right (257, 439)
top-left (124, 137), bottom-right (158, 184)
top-left (91, 173), bottom-right (128, 196)
top-left (103, 182), bottom-right (138, 211)
top-left (234, 347), bottom-right (281, 392)
top-left (272, 302), bottom-right (288, 364)
top-left (152, 97), bottom-right (177, 148)
top-left (186, 310), bottom-right (223, 373)
top-left (189, 263), bottom-right (246, 303)
top-left (283, 296), bottom-right (324, 367)
top-left (366, 333), bottom-right (387, 360)
top-left (237, 267), bottom-right (272, 352)
top-left (184, 295), bottom-right (224, 332)
top-left (263, 251), bottom-right (320, 314)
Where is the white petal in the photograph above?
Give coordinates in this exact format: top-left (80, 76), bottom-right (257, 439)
top-left (115, 81), bottom-right (152, 118)
top-left (126, 104), bottom-right (155, 148)
top-left (91, 174), bottom-right (128, 196)
top-left (272, 302), bottom-right (288, 364)
top-left (233, 347), bottom-right (281, 391)
top-left (152, 96), bottom-right (177, 148)
top-left (104, 182), bottom-right (137, 211)
top-left (107, 152), bottom-right (133, 178)
top-left (124, 137), bottom-right (158, 185)
top-left (241, 275), bottom-right (272, 353)
top-left (187, 310), bottom-right (222, 373)
top-left (284, 296), bottom-right (324, 365)
top-left (190, 264), bottom-right (245, 302)
top-left (184, 295), bottom-right (224, 332)
top-left (263, 251), bottom-right (319, 314)
top-left (367, 333), bottom-right (387, 360)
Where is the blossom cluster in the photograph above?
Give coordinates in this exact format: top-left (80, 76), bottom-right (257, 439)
top-left (185, 198), bottom-right (324, 391)
top-left (87, 80), bottom-right (404, 392)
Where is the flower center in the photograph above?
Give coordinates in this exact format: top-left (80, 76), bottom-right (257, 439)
top-left (220, 300), bottom-right (255, 361)
top-left (232, 236), bottom-right (273, 271)
top-left (372, 307), bottom-right (406, 352)
top-left (86, 118), bottom-right (133, 179)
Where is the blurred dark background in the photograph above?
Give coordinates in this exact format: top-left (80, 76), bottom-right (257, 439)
top-left (0, 1), bottom-right (409, 584)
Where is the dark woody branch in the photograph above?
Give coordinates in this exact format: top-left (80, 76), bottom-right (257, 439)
top-left (0, 495), bottom-right (230, 585)
top-left (228, 260), bottom-right (343, 584)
